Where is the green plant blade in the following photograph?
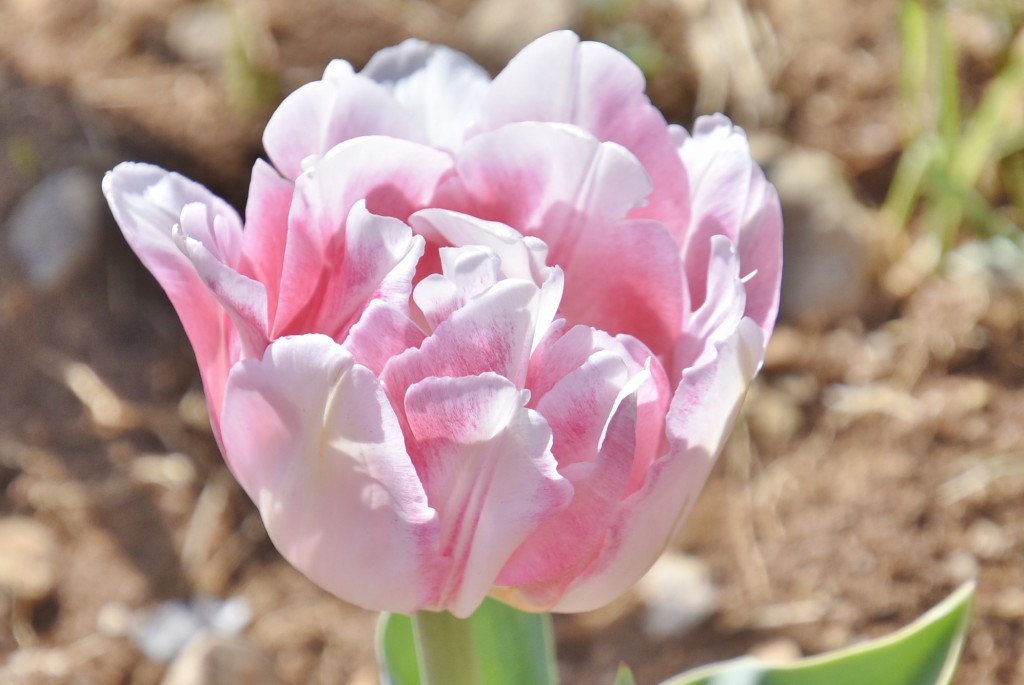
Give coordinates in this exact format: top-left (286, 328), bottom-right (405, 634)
top-left (658, 581), bottom-right (974, 685)
top-left (614, 664), bottom-right (639, 685)
top-left (378, 612), bottom-right (421, 685)
top-left (377, 598), bottom-right (559, 685)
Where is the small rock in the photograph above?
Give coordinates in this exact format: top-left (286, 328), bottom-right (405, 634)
top-left (752, 137), bottom-right (879, 328)
top-left (162, 634), bottom-right (283, 685)
top-left (7, 167), bottom-right (104, 291)
top-left (749, 637), bottom-right (802, 663)
top-left (942, 550), bottom-right (979, 584)
top-left (462, 0), bottom-right (578, 62)
top-left (133, 596), bottom-right (252, 662)
top-left (634, 552), bottom-right (718, 639)
top-left (967, 518), bottom-right (1013, 560)
top-left (165, 4), bottom-right (232, 65)
top-left (0, 517), bottom-right (59, 601)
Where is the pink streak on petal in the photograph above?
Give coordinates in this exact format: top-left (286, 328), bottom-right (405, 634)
top-left (239, 159), bottom-right (293, 323)
top-left (403, 373), bottom-right (571, 616)
top-left (274, 137), bottom-right (451, 338)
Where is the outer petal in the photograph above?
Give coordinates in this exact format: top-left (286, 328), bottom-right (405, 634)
top-left (361, 39), bottom-right (491, 151)
top-left (678, 115), bottom-right (783, 341)
top-left (102, 163), bottom-right (240, 433)
top-left (262, 60), bottom-right (425, 180)
top-left (550, 318), bottom-right (764, 612)
top-left (477, 30), bottom-right (691, 244)
top-left (444, 122), bottom-right (684, 354)
top-left (403, 373), bottom-right (571, 616)
top-left (220, 335), bottom-right (440, 614)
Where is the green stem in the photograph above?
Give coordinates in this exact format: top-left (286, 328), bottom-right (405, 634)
top-left (412, 610), bottom-right (483, 685)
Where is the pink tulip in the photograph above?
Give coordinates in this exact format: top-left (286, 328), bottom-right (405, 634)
top-left (104, 31), bottom-right (781, 617)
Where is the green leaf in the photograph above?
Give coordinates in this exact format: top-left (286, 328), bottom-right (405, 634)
top-left (658, 581), bottom-right (974, 685)
top-left (378, 612), bottom-right (421, 685)
top-left (377, 598), bottom-right (559, 685)
top-left (614, 664), bottom-right (639, 685)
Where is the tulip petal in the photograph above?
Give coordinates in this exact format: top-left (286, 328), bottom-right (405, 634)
top-left (383, 278), bottom-right (543, 403)
top-left (361, 39), bottom-right (491, 150)
top-left (175, 203), bottom-right (270, 359)
top-left (240, 159), bottom-right (293, 321)
top-left (221, 335), bottom-right (440, 614)
top-left (263, 60), bottom-right (425, 180)
top-left (552, 317), bottom-right (764, 612)
top-left (678, 115), bottom-right (783, 340)
top-left (447, 122), bottom-right (684, 353)
top-left (496, 385), bottom-right (640, 607)
top-left (403, 373), bottom-right (570, 616)
top-left (102, 163), bottom-right (241, 431)
top-left (478, 30), bottom-right (691, 244)
top-left (274, 138), bottom-right (450, 337)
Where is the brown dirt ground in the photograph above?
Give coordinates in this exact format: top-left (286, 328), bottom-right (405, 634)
top-left (0, 1), bottom-right (1022, 684)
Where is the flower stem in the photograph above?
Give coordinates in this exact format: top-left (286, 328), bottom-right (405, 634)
top-left (412, 610), bottom-right (484, 685)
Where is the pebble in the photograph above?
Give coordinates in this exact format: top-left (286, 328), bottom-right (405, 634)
top-left (633, 552), bottom-right (718, 639)
top-left (462, 0), bottom-right (578, 62)
top-left (165, 4), bottom-right (232, 65)
top-left (752, 137), bottom-right (879, 328)
top-left (0, 517), bottom-right (59, 601)
top-left (6, 167), bottom-right (105, 291)
top-left (162, 634), bottom-right (283, 685)
top-left (749, 637), bottom-right (802, 663)
top-left (966, 518), bottom-right (1013, 560)
top-left (133, 595), bottom-right (253, 662)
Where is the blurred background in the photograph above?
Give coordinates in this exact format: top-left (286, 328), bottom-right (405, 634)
top-left (0, 0), bottom-right (1022, 683)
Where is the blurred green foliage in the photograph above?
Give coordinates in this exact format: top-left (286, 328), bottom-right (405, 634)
top-left (886, 0), bottom-right (1024, 254)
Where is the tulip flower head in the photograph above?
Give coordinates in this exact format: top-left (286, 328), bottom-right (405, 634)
top-left (104, 31), bottom-right (782, 617)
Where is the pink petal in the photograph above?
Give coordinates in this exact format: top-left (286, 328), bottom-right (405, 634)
top-left (102, 163), bottom-right (240, 433)
top-left (678, 115), bottom-right (783, 341)
top-left (239, 160), bottom-right (293, 322)
top-left (342, 300), bottom-right (426, 376)
top-left (274, 137), bottom-right (451, 337)
top-left (382, 279), bottom-right (548, 408)
top-left (496, 387), bottom-right (639, 608)
top-left (403, 373), bottom-right (571, 616)
top-left (671, 235), bottom-right (746, 379)
top-left (477, 30), bottom-right (691, 244)
top-left (220, 335), bottom-right (440, 614)
top-left (175, 203), bottom-right (270, 359)
top-left (262, 61), bottom-right (425, 180)
top-left (361, 39), bottom-right (491, 150)
top-left (444, 122), bottom-right (684, 354)
top-left (551, 317), bottom-right (764, 612)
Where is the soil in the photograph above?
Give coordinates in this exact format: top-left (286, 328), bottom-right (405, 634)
top-left (0, 1), bottom-right (1022, 684)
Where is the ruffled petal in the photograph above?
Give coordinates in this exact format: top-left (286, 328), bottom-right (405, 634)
top-left (362, 39), bottom-right (491, 150)
top-left (496, 384), bottom-right (640, 608)
top-left (551, 317), bottom-right (764, 612)
top-left (274, 137), bottom-right (451, 337)
top-left (477, 30), bottom-right (691, 244)
top-left (175, 203), bottom-right (270, 359)
top-left (102, 163), bottom-right (242, 433)
top-left (678, 114), bottom-right (783, 341)
top-left (403, 373), bottom-right (571, 616)
top-left (382, 279), bottom-right (544, 403)
top-left (445, 122), bottom-right (683, 354)
top-left (220, 335), bottom-right (440, 614)
top-left (262, 60), bottom-right (425, 180)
